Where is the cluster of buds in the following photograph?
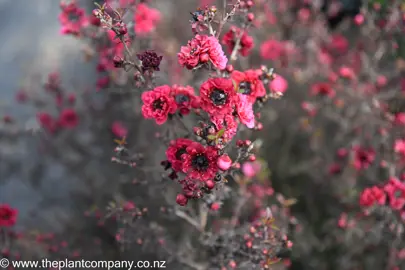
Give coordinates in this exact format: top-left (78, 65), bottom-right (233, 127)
top-left (201, 208), bottom-right (290, 269)
top-left (93, 2), bottom-right (128, 36)
top-left (190, 6), bottom-right (218, 34)
top-left (111, 137), bottom-right (143, 168)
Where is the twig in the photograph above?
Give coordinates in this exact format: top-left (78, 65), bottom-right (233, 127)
top-left (175, 209), bottom-right (203, 232)
top-left (216, 0), bottom-right (241, 39)
top-left (119, 36), bottom-right (146, 84)
top-left (229, 23), bottom-right (251, 62)
top-left (199, 203), bottom-right (208, 231)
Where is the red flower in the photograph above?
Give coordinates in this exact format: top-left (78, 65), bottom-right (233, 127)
top-left (170, 85), bottom-right (200, 115)
top-left (0, 204), bottom-right (18, 227)
top-left (359, 186), bottom-right (386, 207)
top-left (37, 112), bottom-right (58, 133)
top-left (182, 142), bottom-right (219, 181)
top-left (231, 69), bottom-right (266, 102)
top-left (200, 78), bottom-right (237, 116)
top-left (260, 38), bottom-right (284, 60)
top-left (178, 35), bottom-right (228, 70)
top-left (352, 146), bottom-right (375, 170)
top-left (235, 94), bottom-right (255, 128)
top-left (166, 138), bottom-right (194, 172)
top-left (141, 85), bottom-right (177, 125)
top-left (222, 27), bottom-right (254, 57)
top-left (59, 1), bottom-right (87, 36)
top-left (59, 109), bottom-right (79, 128)
top-left (310, 82), bottom-right (335, 98)
top-left (134, 3), bottom-right (161, 35)
top-left (211, 114), bottom-right (238, 143)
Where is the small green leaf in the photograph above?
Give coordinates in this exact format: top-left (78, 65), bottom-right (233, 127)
top-left (207, 134), bottom-right (217, 140)
top-left (217, 128), bottom-right (225, 138)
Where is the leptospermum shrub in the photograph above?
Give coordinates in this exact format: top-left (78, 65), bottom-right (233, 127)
top-left (2, 0), bottom-right (405, 269)
top-left (1, 0), bottom-right (293, 269)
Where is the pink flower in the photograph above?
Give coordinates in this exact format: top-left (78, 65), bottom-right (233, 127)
top-left (0, 204), bottom-right (18, 227)
top-left (394, 113), bottom-right (405, 125)
top-left (166, 138), bottom-right (194, 172)
top-left (310, 82), bottom-right (335, 98)
top-left (134, 3), bottom-right (161, 34)
top-left (141, 85), bottom-right (177, 125)
top-left (269, 74), bottom-right (288, 93)
top-left (222, 27), bottom-right (254, 57)
top-left (260, 39), bottom-right (284, 60)
top-left (359, 186), bottom-right (386, 207)
top-left (210, 114), bottom-right (238, 143)
top-left (59, 109), bottom-right (79, 128)
top-left (242, 161), bottom-right (261, 177)
top-left (170, 85), bottom-right (200, 115)
top-left (231, 69), bottom-right (266, 102)
top-left (200, 78), bottom-right (237, 116)
top-left (181, 142), bottom-right (219, 181)
top-left (37, 112), bottom-right (58, 133)
top-left (352, 146), bottom-right (375, 170)
top-left (329, 34), bottom-right (349, 54)
top-left (111, 121), bottom-right (128, 138)
top-left (236, 94), bottom-right (255, 128)
top-left (59, 1), bottom-right (88, 36)
top-left (394, 139), bottom-right (405, 157)
top-left (178, 35), bottom-right (227, 70)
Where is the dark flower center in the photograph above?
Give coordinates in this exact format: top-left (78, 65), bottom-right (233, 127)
top-left (175, 94), bottom-right (190, 105)
top-left (210, 89), bottom-right (227, 106)
top-left (239, 81), bottom-right (252, 95)
top-left (190, 10), bottom-right (204, 22)
top-left (192, 153), bottom-right (209, 171)
top-left (358, 152), bottom-right (369, 162)
top-left (153, 98), bottom-right (164, 110)
top-left (0, 210), bottom-right (11, 220)
top-left (175, 148), bottom-right (187, 160)
top-left (319, 85), bottom-right (330, 95)
top-left (68, 12), bottom-right (80, 22)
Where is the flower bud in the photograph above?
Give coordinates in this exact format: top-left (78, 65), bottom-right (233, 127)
top-left (176, 194), bottom-right (188, 206)
top-left (217, 154), bottom-right (232, 171)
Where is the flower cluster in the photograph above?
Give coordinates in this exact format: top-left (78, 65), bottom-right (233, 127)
top-left (359, 177), bottom-right (405, 217)
top-left (178, 34), bottom-right (228, 70)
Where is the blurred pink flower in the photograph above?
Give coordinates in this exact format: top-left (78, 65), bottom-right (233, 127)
top-left (242, 161), bottom-right (261, 177)
top-left (269, 74), bottom-right (288, 93)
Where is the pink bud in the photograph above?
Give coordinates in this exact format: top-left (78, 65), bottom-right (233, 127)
top-left (339, 66), bottom-right (354, 79)
top-left (242, 161), bottom-right (261, 177)
top-left (376, 75), bottom-right (387, 87)
top-left (123, 201), bottom-right (135, 211)
top-left (211, 202), bottom-right (221, 211)
top-left (217, 154), bottom-right (232, 171)
top-left (269, 74), bottom-right (288, 93)
top-left (176, 194), bottom-right (188, 206)
top-left (354, 14), bottom-right (364, 25)
top-left (206, 180), bottom-right (215, 189)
